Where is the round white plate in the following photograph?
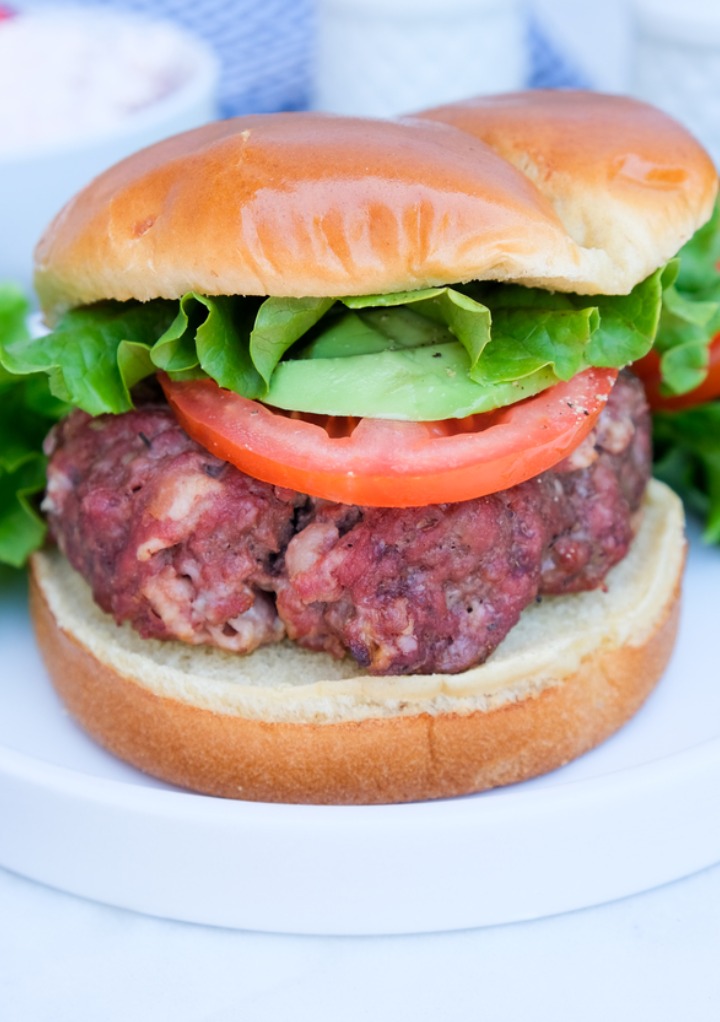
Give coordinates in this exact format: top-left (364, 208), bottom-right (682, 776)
top-left (1, 526), bottom-right (719, 936)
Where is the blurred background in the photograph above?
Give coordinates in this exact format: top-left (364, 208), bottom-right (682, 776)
top-left (1, 0), bottom-right (719, 290)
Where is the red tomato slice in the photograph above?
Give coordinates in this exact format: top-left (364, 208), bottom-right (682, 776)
top-left (160, 368), bottom-right (618, 507)
top-left (634, 335), bottom-right (720, 411)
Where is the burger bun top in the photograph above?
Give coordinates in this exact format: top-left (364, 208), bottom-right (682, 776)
top-left (34, 91), bottom-right (718, 319)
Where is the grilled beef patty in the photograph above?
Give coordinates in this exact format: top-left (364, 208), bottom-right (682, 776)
top-left (42, 371), bottom-right (651, 674)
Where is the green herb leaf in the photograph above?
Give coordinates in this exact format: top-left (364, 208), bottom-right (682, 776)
top-left (653, 403), bottom-right (720, 544)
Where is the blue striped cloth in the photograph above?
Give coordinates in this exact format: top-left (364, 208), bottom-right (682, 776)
top-left (527, 13), bottom-right (592, 90)
top-left (63, 1), bottom-right (589, 116)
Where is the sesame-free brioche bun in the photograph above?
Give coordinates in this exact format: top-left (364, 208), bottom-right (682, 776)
top-left (34, 92), bottom-right (717, 320)
top-left (416, 89), bottom-right (718, 277)
top-left (29, 481), bottom-right (684, 805)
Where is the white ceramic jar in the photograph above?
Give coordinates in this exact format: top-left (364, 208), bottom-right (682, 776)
top-left (312, 0), bottom-right (529, 117)
top-left (631, 0), bottom-right (720, 167)
top-left (0, 8), bottom-right (218, 290)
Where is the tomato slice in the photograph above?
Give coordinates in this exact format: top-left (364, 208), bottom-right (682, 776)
top-left (160, 368), bottom-right (618, 507)
top-left (633, 335), bottom-right (720, 411)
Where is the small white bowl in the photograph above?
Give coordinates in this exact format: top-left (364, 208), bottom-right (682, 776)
top-left (0, 7), bottom-right (219, 293)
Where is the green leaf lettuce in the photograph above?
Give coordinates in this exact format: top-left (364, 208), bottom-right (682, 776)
top-left (0, 284), bottom-right (70, 568)
top-left (0, 272), bottom-right (667, 422)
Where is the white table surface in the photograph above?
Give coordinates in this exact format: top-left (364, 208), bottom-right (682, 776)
top-left (2, 858), bottom-right (719, 1020)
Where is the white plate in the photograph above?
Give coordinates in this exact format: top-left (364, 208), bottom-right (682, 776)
top-left (1, 526), bottom-right (719, 936)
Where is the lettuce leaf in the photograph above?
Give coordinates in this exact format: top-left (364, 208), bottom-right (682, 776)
top-left (652, 203), bottom-right (720, 396)
top-left (0, 271), bottom-right (666, 422)
top-left (653, 403), bottom-right (720, 544)
top-left (647, 201), bottom-right (720, 544)
top-left (0, 285), bottom-right (70, 568)
top-left (674, 200), bottom-right (720, 296)
top-left (1, 299), bottom-right (176, 415)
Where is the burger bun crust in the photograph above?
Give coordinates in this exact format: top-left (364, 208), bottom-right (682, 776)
top-left (29, 481), bottom-right (685, 804)
top-left (34, 92), bottom-right (718, 318)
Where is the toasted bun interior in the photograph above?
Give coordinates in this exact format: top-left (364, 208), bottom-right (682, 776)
top-left (29, 480), bottom-right (685, 804)
top-left (34, 93), bottom-right (717, 318)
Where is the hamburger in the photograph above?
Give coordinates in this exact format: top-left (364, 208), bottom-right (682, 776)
top-left (1, 90), bottom-right (717, 804)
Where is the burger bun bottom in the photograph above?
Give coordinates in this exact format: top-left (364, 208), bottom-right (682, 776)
top-left (29, 480), bottom-right (685, 805)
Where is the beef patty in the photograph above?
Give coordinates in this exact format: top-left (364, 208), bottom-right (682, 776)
top-left (42, 371), bottom-right (651, 674)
